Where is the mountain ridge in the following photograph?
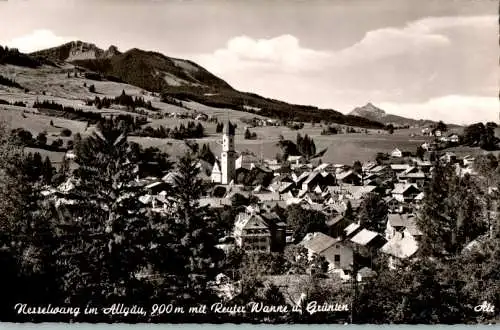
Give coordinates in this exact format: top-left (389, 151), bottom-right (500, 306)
top-left (21, 41), bottom-right (385, 128)
top-left (349, 102), bottom-right (454, 127)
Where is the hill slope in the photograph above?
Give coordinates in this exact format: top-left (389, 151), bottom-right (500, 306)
top-left (29, 42), bottom-right (384, 128)
top-left (349, 102), bottom-right (441, 127)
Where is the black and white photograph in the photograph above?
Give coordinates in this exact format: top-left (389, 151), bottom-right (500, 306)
top-left (0, 0), bottom-right (498, 324)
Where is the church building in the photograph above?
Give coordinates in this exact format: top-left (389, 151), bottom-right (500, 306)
top-left (212, 121), bottom-right (237, 185)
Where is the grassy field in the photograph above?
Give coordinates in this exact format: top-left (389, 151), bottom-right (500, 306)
top-left (0, 63), bottom-right (484, 166)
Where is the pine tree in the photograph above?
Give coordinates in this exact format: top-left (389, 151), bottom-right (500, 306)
top-left (150, 152), bottom-right (224, 321)
top-left (56, 119), bottom-right (156, 315)
top-left (357, 193), bottom-right (388, 233)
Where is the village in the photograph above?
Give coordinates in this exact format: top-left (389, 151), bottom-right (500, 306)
top-left (38, 117), bottom-right (497, 309)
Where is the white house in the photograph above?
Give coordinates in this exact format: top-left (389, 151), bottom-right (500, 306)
top-left (391, 184), bottom-right (422, 203)
top-left (391, 148), bottom-right (403, 158)
top-left (299, 232), bottom-right (354, 272)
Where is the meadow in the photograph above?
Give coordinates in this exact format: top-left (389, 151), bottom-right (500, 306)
top-left (0, 63), bottom-right (480, 166)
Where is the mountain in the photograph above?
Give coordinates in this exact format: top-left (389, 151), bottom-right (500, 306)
top-left (31, 41), bottom-right (120, 62)
top-left (28, 42), bottom-right (385, 128)
top-left (349, 102), bottom-right (441, 127)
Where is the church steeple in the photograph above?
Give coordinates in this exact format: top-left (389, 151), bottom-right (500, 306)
top-left (221, 119), bottom-right (236, 184)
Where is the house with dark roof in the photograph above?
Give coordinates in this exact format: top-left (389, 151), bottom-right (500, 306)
top-left (391, 184), bottom-right (422, 203)
top-left (233, 210), bottom-right (286, 253)
top-left (336, 170), bottom-right (362, 185)
top-left (326, 214), bottom-right (351, 238)
top-left (385, 214), bottom-right (422, 242)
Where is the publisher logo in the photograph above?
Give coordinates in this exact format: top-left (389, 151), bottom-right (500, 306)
top-left (474, 301), bottom-right (495, 313)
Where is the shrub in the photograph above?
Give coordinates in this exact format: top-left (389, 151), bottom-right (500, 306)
top-left (60, 128), bottom-right (72, 137)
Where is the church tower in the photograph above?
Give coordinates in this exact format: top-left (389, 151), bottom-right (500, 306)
top-left (221, 120), bottom-right (236, 184)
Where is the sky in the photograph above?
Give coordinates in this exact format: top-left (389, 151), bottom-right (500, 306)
top-left (0, 0), bottom-right (498, 124)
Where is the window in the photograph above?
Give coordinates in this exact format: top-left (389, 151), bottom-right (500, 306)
top-left (334, 255), bottom-right (340, 262)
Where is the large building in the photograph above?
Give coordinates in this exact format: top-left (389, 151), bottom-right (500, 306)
top-left (212, 121), bottom-right (237, 185)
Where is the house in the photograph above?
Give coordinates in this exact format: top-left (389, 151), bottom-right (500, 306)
top-left (233, 210), bottom-right (286, 253)
top-left (411, 158), bottom-right (433, 172)
top-left (384, 196), bottom-right (402, 214)
top-left (448, 134), bottom-right (459, 143)
top-left (233, 212), bottom-right (272, 253)
top-left (356, 267), bottom-right (377, 282)
top-left (380, 231), bottom-right (420, 269)
top-left (390, 148), bottom-right (403, 158)
top-left (326, 214), bottom-right (350, 238)
top-left (390, 164), bottom-right (411, 173)
top-left (64, 150), bottom-right (76, 160)
top-left (299, 232), bottom-right (354, 272)
top-left (343, 223), bottom-right (362, 239)
top-left (368, 165), bottom-right (388, 175)
top-left (362, 161), bottom-right (377, 172)
top-left (236, 153), bottom-right (260, 170)
top-left (385, 213), bottom-right (422, 241)
top-left (336, 170), bottom-right (362, 185)
top-left (287, 155), bottom-right (305, 165)
top-left (398, 171), bottom-right (427, 187)
top-left (440, 152), bottom-right (457, 164)
top-left (463, 155), bottom-right (476, 167)
top-left (301, 171), bottom-right (336, 191)
top-left (391, 184), bottom-right (422, 203)
top-left (350, 229), bottom-right (387, 250)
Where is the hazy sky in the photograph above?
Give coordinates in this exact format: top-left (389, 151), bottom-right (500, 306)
top-left (0, 0), bottom-right (498, 124)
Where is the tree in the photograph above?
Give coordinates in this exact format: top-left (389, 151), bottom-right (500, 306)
top-left (416, 146), bottom-right (425, 160)
top-left (36, 132), bottom-right (47, 146)
top-left (0, 121), bottom-right (62, 322)
top-left (436, 120), bottom-right (447, 132)
top-left (375, 152), bottom-right (389, 165)
top-left (88, 84), bottom-right (96, 93)
top-left (42, 156), bottom-right (54, 184)
top-left (150, 152), bottom-right (224, 322)
top-left (244, 128), bottom-right (252, 139)
top-left (286, 205), bottom-right (328, 242)
top-left (417, 162), bottom-right (488, 256)
top-left (344, 200), bottom-right (355, 222)
top-left (356, 258), bottom-right (464, 324)
top-left (60, 128), bottom-right (72, 137)
top-left (352, 160), bottom-right (362, 175)
top-left (357, 193), bottom-right (388, 233)
top-left (55, 119), bottom-right (157, 316)
top-left (386, 124), bottom-right (394, 134)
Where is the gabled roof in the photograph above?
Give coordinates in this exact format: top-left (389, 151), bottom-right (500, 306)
top-left (380, 235), bottom-right (419, 259)
top-left (337, 170), bottom-right (361, 180)
top-left (415, 192), bottom-right (425, 200)
top-left (304, 171), bottom-right (322, 185)
top-left (350, 229), bottom-right (380, 246)
top-left (390, 164), bottom-right (410, 171)
top-left (369, 165), bottom-right (387, 173)
top-left (234, 213), bottom-right (270, 232)
top-left (362, 161), bottom-right (377, 172)
top-left (287, 155), bottom-right (304, 162)
top-left (299, 232), bottom-right (340, 254)
top-left (391, 183), bottom-right (421, 194)
top-left (344, 223), bottom-right (361, 237)
top-left (325, 214), bottom-right (345, 227)
top-left (387, 214), bottom-right (408, 227)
